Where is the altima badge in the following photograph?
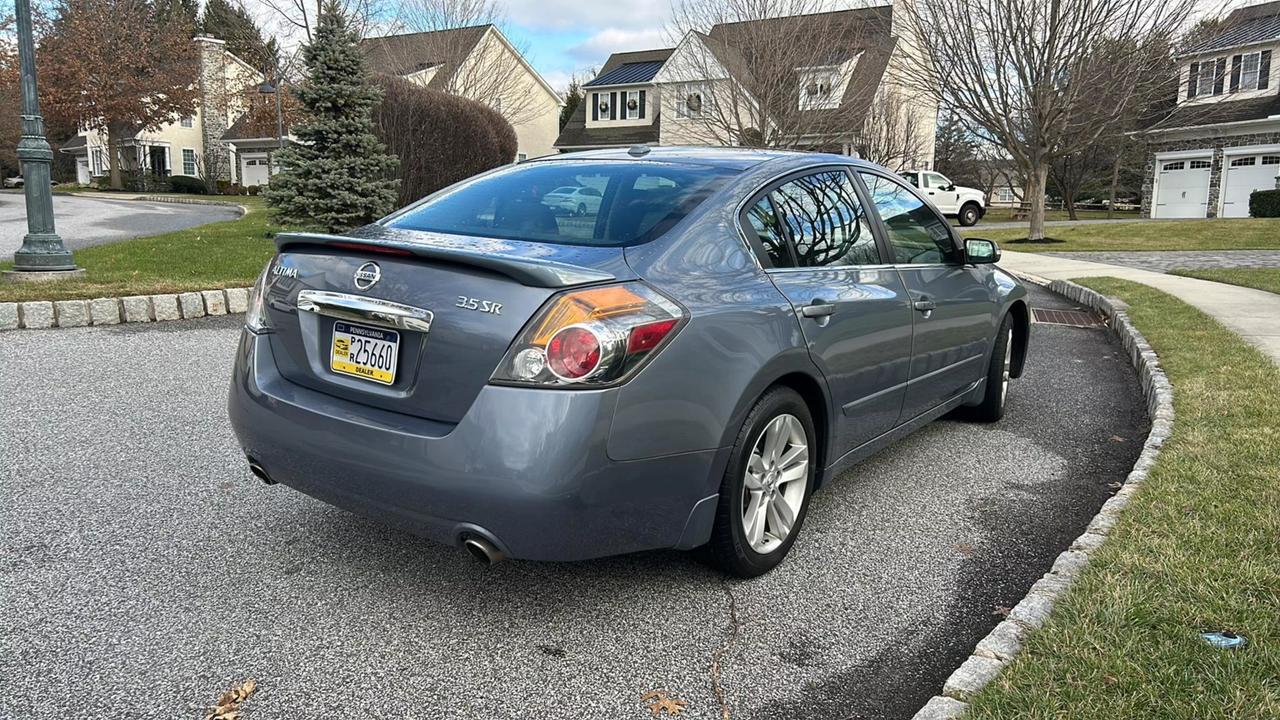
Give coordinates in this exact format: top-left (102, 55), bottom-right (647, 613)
top-left (353, 262), bottom-right (381, 290)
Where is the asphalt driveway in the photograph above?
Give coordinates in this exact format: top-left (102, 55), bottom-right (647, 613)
top-left (0, 285), bottom-right (1148, 720)
top-left (0, 192), bottom-right (242, 260)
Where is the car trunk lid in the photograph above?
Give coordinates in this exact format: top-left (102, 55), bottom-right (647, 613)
top-left (261, 226), bottom-right (635, 423)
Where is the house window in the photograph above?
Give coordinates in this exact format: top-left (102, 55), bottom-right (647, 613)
top-left (182, 148), bottom-right (197, 175)
top-left (1197, 61), bottom-right (1217, 96)
top-left (1240, 52), bottom-right (1262, 90)
top-left (996, 187), bottom-right (1016, 204)
top-left (517, 153), bottom-right (527, 162)
top-left (1230, 156), bottom-right (1256, 167)
top-left (1162, 161), bottom-right (1185, 171)
top-left (1262, 155), bottom-right (1280, 165)
top-left (91, 148), bottom-right (105, 175)
top-left (626, 91), bottom-right (641, 120)
top-left (677, 84), bottom-right (708, 119)
top-left (180, 116), bottom-right (193, 128)
top-left (799, 68), bottom-right (840, 110)
top-left (1189, 159), bottom-right (1211, 169)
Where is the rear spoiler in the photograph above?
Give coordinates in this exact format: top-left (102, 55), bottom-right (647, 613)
top-left (274, 231), bottom-right (616, 289)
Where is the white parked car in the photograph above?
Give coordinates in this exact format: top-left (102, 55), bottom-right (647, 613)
top-left (4, 176), bottom-right (23, 188)
top-left (901, 171), bottom-right (987, 226)
top-left (541, 186), bottom-right (604, 216)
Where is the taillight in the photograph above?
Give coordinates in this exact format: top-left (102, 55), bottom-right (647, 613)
top-left (245, 261), bottom-right (272, 333)
top-left (492, 282), bottom-right (685, 387)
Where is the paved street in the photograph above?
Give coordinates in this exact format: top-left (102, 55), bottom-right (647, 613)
top-left (0, 192), bottom-right (242, 259)
top-left (0, 285), bottom-right (1148, 720)
top-left (1042, 249), bottom-right (1280, 273)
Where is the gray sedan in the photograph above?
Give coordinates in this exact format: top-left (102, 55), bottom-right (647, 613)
top-left (228, 147), bottom-right (1029, 577)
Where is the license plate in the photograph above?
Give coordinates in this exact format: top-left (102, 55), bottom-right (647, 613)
top-left (330, 321), bottom-right (399, 385)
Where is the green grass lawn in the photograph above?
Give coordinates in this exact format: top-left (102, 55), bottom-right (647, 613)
top-left (966, 218), bottom-right (1280, 252)
top-left (1170, 268), bottom-right (1280, 296)
top-left (1, 197), bottom-right (281, 302)
top-left (966, 279), bottom-right (1280, 720)
top-left (978, 207), bottom-right (1141, 223)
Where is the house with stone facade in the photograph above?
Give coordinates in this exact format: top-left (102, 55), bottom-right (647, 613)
top-left (554, 2), bottom-right (937, 169)
top-left (61, 36), bottom-right (262, 188)
top-left (1137, 0), bottom-right (1280, 218)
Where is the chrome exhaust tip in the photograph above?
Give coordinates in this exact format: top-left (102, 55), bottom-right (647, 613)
top-left (247, 459), bottom-right (276, 485)
top-left (462, 536), bottom-right (505, 565)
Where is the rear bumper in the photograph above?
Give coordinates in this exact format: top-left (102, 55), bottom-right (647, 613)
top-left (227, 330), bottom-right (726, 561)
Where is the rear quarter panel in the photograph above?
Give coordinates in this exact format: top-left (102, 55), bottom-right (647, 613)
top-left (610, 158), bottom-right (833, 463)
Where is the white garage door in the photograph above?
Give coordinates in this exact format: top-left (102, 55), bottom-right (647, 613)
top-left (240, 155), bottom-right (270, 187)
top-left (1221, 153), bottom-right (1280, 218)
top-left (1154, 157), bottom-right (1212, 219)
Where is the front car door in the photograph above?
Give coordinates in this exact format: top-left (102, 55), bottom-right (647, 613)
top-left (740, 168), bottom-right (914, 452)
top-left (858, 171), bottom-right (994, 421)
top-left (923, 172), bottom-right (959, 214)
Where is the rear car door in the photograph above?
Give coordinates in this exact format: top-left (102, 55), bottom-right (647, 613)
top-left (858, 170), bottom-right (994, 421)
top-left (741, 168), bottom-right (913, 452)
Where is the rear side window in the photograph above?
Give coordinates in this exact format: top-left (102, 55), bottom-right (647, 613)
top-left (743, 170), bottom-right (880, 269)
top-left (859, 172), bottom-right (959, 265)
top-left (387, 162), bottom-right (737, 247)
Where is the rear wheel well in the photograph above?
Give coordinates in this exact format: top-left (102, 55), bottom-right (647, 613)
top-left (769, 372), bottom-right (829, 487)
top-left (1007, 300), bottom-right (1030, 378)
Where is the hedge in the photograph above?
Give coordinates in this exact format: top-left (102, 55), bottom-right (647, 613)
top-left (1249, 189), bottom-right (1280, 218)
top-left (372, 75), bottom-right (519, 207)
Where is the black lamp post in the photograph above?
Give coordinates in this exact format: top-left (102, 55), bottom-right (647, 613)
top-left (4, 0), bottom-right (83, 282)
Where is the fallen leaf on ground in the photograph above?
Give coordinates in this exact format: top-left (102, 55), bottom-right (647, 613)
top-left (642, 689), bottom-right (688, 716)
top-left (204, 679), bottom-right (258, 720)
top-left (992, 606), bottom-right (1013, 618)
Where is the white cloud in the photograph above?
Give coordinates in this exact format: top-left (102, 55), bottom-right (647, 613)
top-left (567, 27), bottom-right (670, 67)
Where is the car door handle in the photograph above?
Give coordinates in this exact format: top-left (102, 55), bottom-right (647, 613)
top-left (913, 299), bottom-right (936, 312)
top-left (801, 301), bottom-right (835, 318)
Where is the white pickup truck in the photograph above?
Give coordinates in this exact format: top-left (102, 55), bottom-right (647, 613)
top-left (901, 170), bottom-right (987, 226)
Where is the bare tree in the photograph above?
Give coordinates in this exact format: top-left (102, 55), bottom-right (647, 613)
top-left (854, 86), bottom-right (927, 171)
top-left (896, 0), bottom-right (1199, 241)
top-left (256, 0), bottom-right (384, 44)
top-left (374, 0), bottom-right (544, 127)
top-left (664, 0), bottom-right (906, 152)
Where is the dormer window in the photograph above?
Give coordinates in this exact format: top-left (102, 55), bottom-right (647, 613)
top-left (1230, 50), bottom-right (1272, 92)
top-left (799, 68), bottom-right (840, 110)
top-left (1196, 60), bottom-right (1219, 97)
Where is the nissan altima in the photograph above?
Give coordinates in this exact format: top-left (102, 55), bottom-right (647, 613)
top-left (228, 147), bottom-right (1029, 577)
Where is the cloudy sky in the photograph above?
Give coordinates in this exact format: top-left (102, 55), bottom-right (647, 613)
top-left (242, 0), bottom-right (1247, 96)
top-left (496, 0), bottom-right (674, 92)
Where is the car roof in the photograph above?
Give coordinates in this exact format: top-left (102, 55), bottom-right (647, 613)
top-left (530, 145), bottom-right (871, 172)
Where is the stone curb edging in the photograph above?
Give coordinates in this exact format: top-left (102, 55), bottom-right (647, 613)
top-left (136, 195), bottom-right (250, 213)
top-left (0, 287), bottom-right (252, 331)
top-left (912, 273), bottom-right (1175, 720)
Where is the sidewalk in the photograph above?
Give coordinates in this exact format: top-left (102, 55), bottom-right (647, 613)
top-left (999, 250), bottom-right (1280, 365)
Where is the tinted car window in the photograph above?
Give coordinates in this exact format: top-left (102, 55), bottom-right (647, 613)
top-left (388, 162), bottom-right (737, 247)
top-left (770, 171), bottom-right (880, 267)
top-left (743, 197), bottom-right (793, 267)
top-left (860, 172), bottom-right (959, 265)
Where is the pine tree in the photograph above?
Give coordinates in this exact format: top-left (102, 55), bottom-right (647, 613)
top-left (266, 1), bottom-right (398, 233)
top-left (199, 0), bottom-right (272, 71)
top-left (560, 76), bottom-right (583, 130)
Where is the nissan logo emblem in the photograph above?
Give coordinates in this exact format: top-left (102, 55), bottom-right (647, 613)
top-left (353, 262), bottom-right (381, 290)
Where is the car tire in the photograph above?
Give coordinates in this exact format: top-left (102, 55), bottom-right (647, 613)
top-left (704, 386), bottom-right (815, 578)
top-left (958, 202), bottom-right (981, 227)
top-left (967, 314), bottom-right (1014, 422)
top-left (576, 203), bottom-right (587, 217)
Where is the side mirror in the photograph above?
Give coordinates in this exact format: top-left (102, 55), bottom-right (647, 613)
top-left (965, 238), bottom-right (1000, 264)
top-left (945, 184), bottom-right (956, 192)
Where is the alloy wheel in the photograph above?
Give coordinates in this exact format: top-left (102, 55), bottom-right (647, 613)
top-left (741, 413), bottom-right (809, 554)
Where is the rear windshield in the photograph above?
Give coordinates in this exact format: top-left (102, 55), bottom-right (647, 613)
top-left (386, 161), bottom-right (738, 247)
